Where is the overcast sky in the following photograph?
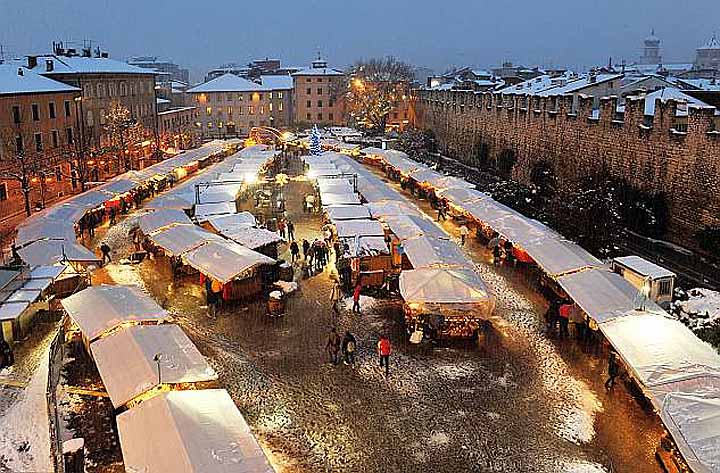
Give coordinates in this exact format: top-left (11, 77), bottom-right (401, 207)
top-left (1, 0), bottom-right (718, 81)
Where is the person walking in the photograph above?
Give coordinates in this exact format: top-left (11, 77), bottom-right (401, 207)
top-left (100, 242), bottom-right (112, 265)
top-left (290, 240), bottom-right (300, 263)
top-left (278, 219), bottom-right (286, 240)
top-left (109, 207), bottom-right (116, 225)
top-left (558, 300), bottom-right (571, 339)
top-left (305, 194), bottom-right (316, 213)
top-left (205, 278), bottom-right (218, 318)
top-left (287, 220), bottom-right (295, 241)
top-left (0, 337), bottom-right (14, 368)
top-left (377, 335), bottom-right (392, 378)
top-left (544, 300), bottom-right (559, 335)
top-left (352, 283), bottom-right (362, 314)
top-left (132, 229), bottom-right (142, 252)
top-left (605, 351), bottom-right (620, 389)
top-left (302, 239), bottom-right (310, 260)
top-left (330, 280), bottom-right (342, 315)
top-left (437, 202), bottom-right (447, 221)
top-left (459, 225), bottom-right (470, 246)
top-left (307, 244), bottom-right (315, 275)
top-left (342, 331), bottom-right (357, 365)
top-left (326, 328), bottom-right (341, 365)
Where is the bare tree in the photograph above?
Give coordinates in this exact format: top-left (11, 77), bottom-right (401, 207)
top-left (103, 101), bottom-right (144, 171)
top-left (338, 57), bottom-right (415, 134)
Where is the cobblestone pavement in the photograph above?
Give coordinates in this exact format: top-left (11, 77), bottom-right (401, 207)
top-left (76, 173), bottom-right (663, 473)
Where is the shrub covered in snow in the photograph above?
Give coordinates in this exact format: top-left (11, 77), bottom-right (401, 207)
top-left (672, 287), bottom-right (720, 350)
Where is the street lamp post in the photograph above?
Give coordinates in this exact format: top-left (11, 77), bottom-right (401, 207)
top-left (153, 85), bottom-right (162, 163)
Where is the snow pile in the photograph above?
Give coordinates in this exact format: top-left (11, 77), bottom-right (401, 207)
top-left (673, 288), bottom-right (720, 330)
top-left (274, 280), bottom-right (298, 295)
top-left (0, 352), bottom-right (52, 472)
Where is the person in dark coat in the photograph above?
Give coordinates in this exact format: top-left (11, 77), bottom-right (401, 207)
top-left (342, 331), bottom-right (357, 365)
top-left (100, 242), bottom-right (112, 265)
top-left (290, 240), bottom-right (300, 263)
top-left (0, 338), bottom-right (13, 368)
top-left (302, 239), bottom-right (310, 260)
top-left (326, 328), bottom-right (341, 365)
top-left (287, 220), bottom-right (295, 241)
top-left (605, 351), bottom-right (620, 389)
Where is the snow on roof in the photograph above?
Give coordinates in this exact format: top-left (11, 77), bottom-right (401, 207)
top-left (613, 255), bottom-right (676, 279)
top-left (0, 64), bottom-right (80, 96)
top-left (641, 87), bottom-right (711, 116)
top-left (117, 389), bottom-right (273, 473)
top-left (698, 35), bottom-right (720, 50)
top-left (497, 73), bottom-right (575, 96)
top-left (31, 55), bottom-right (154, 75)
top-left (676, 78), bottom-right (720, 91)
top-left (187, 73), bottom-right (266, 93)
top-left (292, 67), bottom-right (344, 77)
top-left (539, 73), bottom-right (623, 96)
top-left (182, 239), bottom-right (274, 284)
top-left (260, 75), bottom-right (293, 90)
top-left (61, 285), bottom-right (169, 342)
top-left (91, 324), bottom-right (217, 408)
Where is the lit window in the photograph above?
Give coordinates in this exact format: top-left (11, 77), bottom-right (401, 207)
top-left (269, 103), bottom-right (273, 112)
top-left (278, 92), bottom-right (283, 99)
top-left (260, 106), bottom-right (265, 115)
top-left (278, 102), bottom-right (283, 112)
top-left (219, 121), bottom-right (224, 128)
top-left (249, 106), bottom-right (255, 115)
top-left (206, 107), bottom-right (212, 116)
top-left (34, 132), bottom-right (43, 152)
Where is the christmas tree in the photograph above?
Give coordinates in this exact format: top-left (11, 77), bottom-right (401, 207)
top-left (309, 125), bottom-right (322, 156)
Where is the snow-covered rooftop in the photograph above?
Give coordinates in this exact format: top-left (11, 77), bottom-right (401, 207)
top-left (0, 65), bottom-right (80, 96)
top-left (28, 55), bottom-right (154, 75)
top-left (698, 35), bottom-right (720, 50)
top-left (539, 73), bottom-right (623, 96)
top-left (497, 73), bottom-right (575, 95)
top-left (292, 66), bottom-right (344, 77)
top-left (640, 87), bottom-right (712, 116)
top-left (613, 255), bottom-right (676, 279)
top-left (260, 74), bottom-right (293, 90)
top-left (187, 73), bottom-right (266, 93)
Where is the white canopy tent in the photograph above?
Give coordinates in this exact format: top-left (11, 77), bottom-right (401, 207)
top-left (148, 225), bottom-right (222, 257)
top-left (18, 239), bottom-right (100, 267)
top-left (384, 215), bottom-right (447, 241)
top-left (402, 236), bottom-right (473, 270)
top-left (319, 192), bottom-right (361, 206)
top-left (334, 219), bottom-right (385, 238)
top-left (437, 187), bottom-right (487, 206)
top-left (521, 238), bottom-right (603, 278)
top-left (339, 236), bottom-right (389, 258)
top-left (91, 324), bottom-right (218, 408)
top-left (367, 201), bottom-right (421, 220)
top-left (223, 227), bottom-right (283, 250)
top-left (139, 209), bottom-right (192, 235)
top-left (325, 205), bottom-right (372, 221)
top-left (461, 199), bottom-right (517, 224)
top-left (183, 240), bottom-right (274, 284)
top-left (490, 214), bottom-right (559, 248)
top-left (117, 389), bottom-right (273, 473)
top-left (194, 202), bottom-right (237, 222)
top-left (205, 212), bottom-right (257, 234)
top-left (61, 285), bottom-right (169, 342)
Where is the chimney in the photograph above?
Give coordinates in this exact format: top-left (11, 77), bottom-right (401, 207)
top-left (17, 67), bottom-right (24, 76)
top-left (26, 55), bottom-right (37, 69)
top-left (45, 59), bottom-right (54, 72)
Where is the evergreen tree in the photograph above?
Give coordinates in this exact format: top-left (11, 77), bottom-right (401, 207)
top-left (309, 125), bottom-right (322, 155)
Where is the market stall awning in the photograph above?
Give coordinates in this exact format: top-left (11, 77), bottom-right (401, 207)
top-left (18, 239), bottom-right (100, 267)
top-left (400, 267), bottom-right (492, 304)
top-left (320, 192), bottom-right (361, 206)
top-left (0, 301), bottom-right (31, 322)
top-left (197, 184), bottom-right (242, 204)
top-left (491, 214), bottom-right (559, 248)
top-left (206, 212), bottom-right (257, 234)
top-left (325, 205), bottom-right (371, 221)
top-left (367, 201), bottom-right (421, 220)
top-left (194, 202), bottom-right (237, 222)
top-left (334, 219), bottom-right (385, 238)
top-left (384, 215), bottom-right (447, 241)
top-left (461, 199), bottom-right (517, 224)
top-left (338, 236), bottom-right (389, 258)
top-left (557, 269), bottom-right (661, 324)
top-left (437, 187), bottom-right (488, 206)
top-left (139, 209), bottom-right (192, 235)
top-left (117, 389), bottom-right (273, 473)
top-left (145, 193), bottom-right (194, 210)
top-left (97, 179), bottom-right (138, 195)
top-left (91, 324), bottom-right (218, 408)
top-left (223, 227), bottom-right (283, 250)
top-left (16, 217), bottom-right (78, 246)
top-left (183, 239), bottom-right (274, 284)
top-left (521, 238), bottom-right (603, 278)
top-left (401, 236), bottom-right (474, 270)
top-left (61, 285), bottom-right (169, 342)
top-left (428, 175), bottom-right (476, 192)
top-left (148, 225), bottom-right (223, 257)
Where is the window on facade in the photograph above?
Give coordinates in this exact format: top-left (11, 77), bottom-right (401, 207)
top-left (394, 112), bottom-right (399, 119)
top-left (317, 88), bottom-right (323, 95)
top-left (108, 83), bottom-right (116, 97)
top-left (260, 106), bottom-right (265, 115)
top-left (318, 100), bottom-right (323, 107)
top-left (51, 130), bottom-right (59, 148)
top-left (317, 113), bottom-right (323, 120)
top-left (131, 84), bottom-right (136, 96)
top-left (227, 106), bottom-right (232, 115)
top-left (306, 100), bottom-right (311, 108)
top-left (316, 78), bottom-right (322, 82)
top-left (0, 183), bottom-right (7, 201)
top-left (207, 122), bottom-right (213, 128)
top-left (278, 92), bottom-right (284, 99)
top-left (219, 121), bottom-right (224, 128)
top-left (306, 88), bottom-right (311, 95)
top-left (206, 107), bottom-right (212, 116)
top-left (15, 135), bottom-right (23, 153)
top-left (269, 103), bottom-right (273, 112)
top-left (12, 106), bottom-right (21, 124)
top-left (306, 113), bottom-right (311, 120)
top-left (249, 106), bottom-right (255, 115)
top-left (55, 166), bottom-right (62, 182)
top-left (306, 78), bottom-right (311, 83)
top-left (64, 101), bottom-right (71, 117)
top-left (96, 83), bottom-right (104, 98)
top-left (32, 104), bottom-right (40, 121)
top-left (658, 279), bottom-right (672, 296)
top-left (278, 102), bottom-right (283, 112)
top-left (329, 113), bottom-right (334, 121)
top-left (88, 110), bottom-right (95, 126)
top-left (120, 82), bottom-right (126, 96)
top-left (34, 132), bottom-right (43, 152)
top-left (66, 128), bottom-right (74, 144)
top-left (329, 100), bottom-right (334, 107)
top-left (49, 102), bottom-right (56, 119)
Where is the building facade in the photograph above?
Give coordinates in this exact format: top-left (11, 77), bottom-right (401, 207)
top-left (158, 106), bottom-right (198, 151)
top-left (188, 73), bottom-right (292, 138)
top-left (292, 58), bottom-right (345, 127)
top-left (640, 30), bottom-right (662, 65)
top-left (0, 65), bottom-right (81, 226)
top-left (128, 56), bottom-right (189, 84)
top-left (695, 35), bottom-right (720, 71)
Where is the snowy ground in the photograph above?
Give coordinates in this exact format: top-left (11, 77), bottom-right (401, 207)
top-left (673, 287), bottom-right (720, 331)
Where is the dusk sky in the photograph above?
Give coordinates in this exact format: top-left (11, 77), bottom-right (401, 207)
top-left (1, 0), bottom-right (718, 80)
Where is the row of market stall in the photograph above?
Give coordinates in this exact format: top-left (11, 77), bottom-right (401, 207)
top-left (61, 285), bottom-right (273, 473)
top-left (302, 151), bottom-right (496, 338)
top-left (0, 142), bottom-right (235, 345)
top-left (137, 145), bottom-right (283, 300)
top-left (358, 146), bottom-right (720, 473)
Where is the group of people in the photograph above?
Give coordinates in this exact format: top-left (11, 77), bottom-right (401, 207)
top-left (325, 329), bottom-right (393, 378)
top-left (277, 218), bottom-right (295, 241)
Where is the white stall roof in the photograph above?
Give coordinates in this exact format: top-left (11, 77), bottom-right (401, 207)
top-left (194, 202), bottom-right (237, 222)
top-left (659, 393), bottom-right (720, 473)
top-left (117, 389), bottom-right (273, 473)
top-left (18, 239), bottom-right (100, 267)
top-left (16, 218), bottom-right (78, 245)
top-left (0, 301), bottom-right (31, 322)
top-left (91, 324), bottom-right (218, 408)
top-left (183, 240), bottom-right (274, 284)
top-left (613, 256), bottom-right (676, 279)
top-left (400, 268), bottom-right (492, 304)
top-left (317, 180), bottom-right (354, 194)
top-left (429, 175), bottom-right (476, 192)
top-left (145, 193), bottom-right (194, 210)
top-left (402, 237), bottom-right (473, 270)
top-left (30, 264), bottom-right (66, 280)
top-left (491, 213), bottom-right (558, 247)
top-left (338, 236), bottom-right (389, 258)
top-left (198, 184), bottom-right (242, 204)
top-left (206, 212), bottom-right (257, 233)
top-left (384, 215), bottom-right (447, 241)
top-left (149, 225), bottom-right (222, 257)
top-left (367, 201), bottom-right (421, 219)
top-left (98, 179), bottom-right (138, 195)
top-left (139, 209), bottom-right (192, 235)
top-left (67, 189), bottom-right (112, 209)
top-left (383, 153), bottom-right (421, 174)
top-left (320, 192), bottom-right (361, 206)
top-left (557, 269), bottom-right (661, 324)
top-left (334, 219), bottom-right (385, 238)
top-left (61, 285), bottom-right (169, 341)
top-left (408, 168), bottom-right (444, 186)
top-left (438, 187), bottom-right (487, 206)
top-left (5, 288), bottom-right (42, 303)
top-left (462, 199), bottom-right (517, 224)
top-left (325, 205), bottom-right (371, 221)
top-left (521, 239), bottom-right (603, 277)
top-left (224, 227), bottom-right (282, 250)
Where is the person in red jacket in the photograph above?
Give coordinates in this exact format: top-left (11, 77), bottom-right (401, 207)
top-left (352, 284), bottom-right (362, 314)
top-left (377, 335), bottom-right (392, 378)
top-left (558, 301), bottom-right (572, 339)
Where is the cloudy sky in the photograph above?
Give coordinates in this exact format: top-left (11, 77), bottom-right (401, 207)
top-left (1, 0), bottom-right (718, 80)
